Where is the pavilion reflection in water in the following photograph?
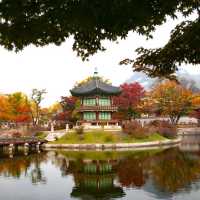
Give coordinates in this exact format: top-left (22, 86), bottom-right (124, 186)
top-left (2, 147), bottom-right (200, 200)
top-left (70, 159), bottom-right (125, 199)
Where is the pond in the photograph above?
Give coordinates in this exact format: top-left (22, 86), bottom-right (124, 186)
top-left (1, 135), bottom-right (200, 200)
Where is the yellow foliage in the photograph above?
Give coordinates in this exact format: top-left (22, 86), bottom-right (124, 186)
top-left (151, 80), bottom-right (192, 123)
top-left (0, 92), bottom-right (31, 122)
top-left (74, 76), bottom-right (111, 87)
top-left (48, 102), bottom-right (62, 113)
top-left (192, 95), bottom-right (200, 107)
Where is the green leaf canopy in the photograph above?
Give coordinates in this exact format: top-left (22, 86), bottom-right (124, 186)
top-left (0, 0), bottom-right (199, 76)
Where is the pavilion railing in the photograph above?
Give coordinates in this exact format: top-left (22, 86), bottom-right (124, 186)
top-left (78, 105), bottom-right (118, 112)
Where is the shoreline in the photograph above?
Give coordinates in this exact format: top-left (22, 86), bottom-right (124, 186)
top-left (178, 127), bottom-right (200, 135)
top-left (44, 138), bottom-right (181, 150)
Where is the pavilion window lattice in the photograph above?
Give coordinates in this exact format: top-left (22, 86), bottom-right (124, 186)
top-left (83, 112), bottom-right (96, 120)
top-left (99, 98), bottom-right (111, 106)
top-left (99, 112), bottom-right (111, 120)
top-left (83, 98), bottom-right (96, 106)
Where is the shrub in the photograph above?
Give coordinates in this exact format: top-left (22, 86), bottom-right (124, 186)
top-left (158, 122), bottom-right (177, 139)
top-left (104, 134), bottom-right (115, 143)
top-left (75, 126), bottom-right (84, 140)
top-left (54, 136), bottom-right (59, 141)
top-left (75, 126), bottom-right (84, 135)
top-left (12, 131), bottom-right (22, 138)
top-left (69, 123), bottom-right (74, 129)
top-left (149, 120), bottom-right (162, 127)
top-left (149, 120), bottom-right (177, 139)
top-left (123, 121), bottom-right (149, 139)
top-left (54, 123), bottom-right (66, 130)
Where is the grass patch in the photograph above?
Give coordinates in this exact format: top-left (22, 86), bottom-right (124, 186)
top-left (51, 130), bottom-right (167, 144)
top-left (35, 131), bottom-right (47, 139)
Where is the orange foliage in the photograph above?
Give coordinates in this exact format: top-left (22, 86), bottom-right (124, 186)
top-left (0, 95), bottom-right (11, 121)
top-left (151, 81), bottom-right (192, 124)
top-left (191, 95), bottom-right (200, 124)
top-left (192, 95), bottom-right (200, 107)
top-left (0, 92), bottom-right (31, 123)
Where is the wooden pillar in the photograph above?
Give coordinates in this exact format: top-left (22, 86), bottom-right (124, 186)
top-left (81, 112), bottom-right (84, 121)
top-left (80, 98), bottom-right (84, 124)
top-left (96, 96), bottom-right (99, 106)
top-left (81, 97), bottom-right (84, 105)
top-left (96, 111), bottom-right (99, 121)
top-left (110, 96), bottom-right (113, 106)
top-left (109, 111), bottom-right (112, 120)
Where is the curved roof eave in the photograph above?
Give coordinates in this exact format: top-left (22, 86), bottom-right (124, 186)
top-left (70, 78), bottom-right (121, 97)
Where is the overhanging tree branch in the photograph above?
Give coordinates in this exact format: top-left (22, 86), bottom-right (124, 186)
top-left (0, 0), bottom-right (199, 63)
top-left (120, 17), bottom-right (200, 78)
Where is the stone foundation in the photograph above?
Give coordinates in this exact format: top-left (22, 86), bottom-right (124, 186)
top-left (44, 138), bottom-right (181, 150)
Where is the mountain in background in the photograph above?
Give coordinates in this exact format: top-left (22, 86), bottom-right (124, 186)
top-left (126, 72), bottom-right (157, 90)
top-left (125, 69), bottom-right (200, 92)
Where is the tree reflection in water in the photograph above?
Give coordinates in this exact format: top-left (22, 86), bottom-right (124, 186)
top-left (116, 152), bottom-right (152, 188)
top-left (151, 148), bottom-right (200, 193)
top-left (1, 148), bottom-right (200, 199)
top-left (52, 149), bottom-right (200, 199)
top-left (0, 150), bottom-right (47, 184)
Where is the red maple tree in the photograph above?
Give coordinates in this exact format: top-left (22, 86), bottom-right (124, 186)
top-left (55, 96), bottom-right (79, 124)
top-left (113, 82), bottom-right (145, 120)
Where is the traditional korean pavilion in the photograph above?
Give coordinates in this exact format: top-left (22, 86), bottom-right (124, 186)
top-left (70, 70), bottom-right (121, 127)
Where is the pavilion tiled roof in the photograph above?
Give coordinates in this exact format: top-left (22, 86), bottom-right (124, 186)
top-left (70, 77), bottom-right (121, 96)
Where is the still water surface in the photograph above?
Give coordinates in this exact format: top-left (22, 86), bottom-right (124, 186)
top-left (1, 135), bottom-right (200, 200)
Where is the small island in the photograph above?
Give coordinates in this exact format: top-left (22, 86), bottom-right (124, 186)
top-left (44, 70), bottom-right (182, 149)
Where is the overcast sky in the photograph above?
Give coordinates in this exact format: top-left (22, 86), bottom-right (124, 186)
top-left (0, 13), bottom-right (199, 107)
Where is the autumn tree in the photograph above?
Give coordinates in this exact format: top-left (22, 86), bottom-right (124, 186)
top-left (55, 96), bottom-right (80, 124)
top-left (152, 148), bottom-right (200, 193)
top-left (0, 95), bottom-right (11, 122)
top-left (117, 155), bottom-right (148, 187)
top-left (30, 89), bottom-right (46, 126)
top-left (113, 83), bottom-right (145, 120)
top-left (48, 102), bottom-right (62, 118)
top-left (191, 95), bottom-right (200, 126)
top-left (151, 81), bottom-right (192, 124)
top-left (137, 92), bottom-right (157, 117)
top-left (8, 92), bottom-right (31, 123)
top-left (40, 102), bottom-right (62, 124)
top-left (74, 76), bottom-right (111, 88)
top-left (0, 93), bottom-right (31, 124)
top-left (0, 1), bottom-right (199, 77)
